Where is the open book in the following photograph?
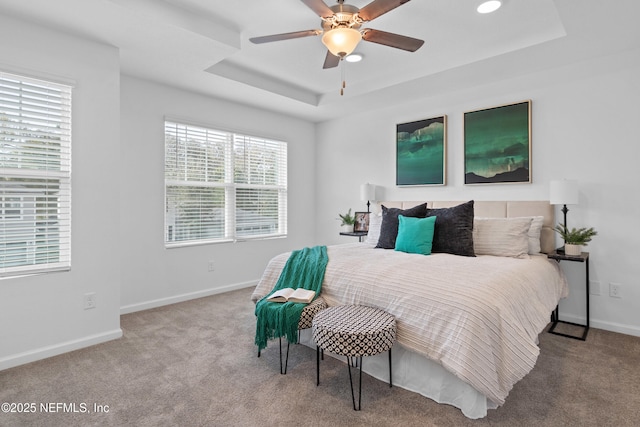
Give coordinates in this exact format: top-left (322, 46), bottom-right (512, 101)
top-left (267, 288), bottom-right (316, 304)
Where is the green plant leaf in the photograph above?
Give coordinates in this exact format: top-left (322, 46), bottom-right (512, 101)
top-left (338, 208), bottom-right (355, 225)
top-left (553, 223), bottom-right (597, 245)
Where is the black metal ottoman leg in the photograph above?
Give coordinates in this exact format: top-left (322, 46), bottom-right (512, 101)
top-left (389, 349), bottom-right (392, 387)
top-left (284, 340), bottom-right (290, 374)
top-left (347, 356), bottom-right (356, 410)
top-left (316, 346), bottom-right (320, 386)
top-left (358, 356), bottom-right (363, 410)
top-left (347, 355), bottom-right (363, 411)
top-left (279, 337), bottom-right (283, 374)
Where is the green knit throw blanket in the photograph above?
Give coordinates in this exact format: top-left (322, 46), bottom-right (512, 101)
top-left (254, 246), bottom-right (328, 351)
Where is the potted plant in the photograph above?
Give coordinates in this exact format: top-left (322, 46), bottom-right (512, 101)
top-left (554, 223), bottom-right (597, 256)
top-left (339, 208), bottom-right (356, 233)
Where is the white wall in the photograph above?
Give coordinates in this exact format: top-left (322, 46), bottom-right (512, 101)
top-left (315, 47), bottom-right (640, 336)
top-left (0, 17), bottom-right (122, 369)
top-left (119, 76), bottom-right (317, 312)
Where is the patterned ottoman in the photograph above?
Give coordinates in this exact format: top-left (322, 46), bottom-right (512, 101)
top-left (312, 305), bottom-right (396, 410)
top-left (297, 297), bottom-right (328, 330)
top-left (258, 296), bottom-right (328, 375)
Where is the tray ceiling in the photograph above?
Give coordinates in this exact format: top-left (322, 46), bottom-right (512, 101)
top-left (1, 0), bottom-right (638, 122)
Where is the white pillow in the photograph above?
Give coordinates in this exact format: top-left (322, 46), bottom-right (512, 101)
top-left (365, 212), bottom-right (382, 245)
top-left (473, 217), bottom-right (533, 258)
top-left (525, 216), bottom-right (544, 254)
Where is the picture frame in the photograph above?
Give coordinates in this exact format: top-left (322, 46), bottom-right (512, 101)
top-left (464, 100), bottom-right (532, 184)
top-left (396, 115), bottom-right (447, 186)
top-left (354, 212), bottom-right (370, 232)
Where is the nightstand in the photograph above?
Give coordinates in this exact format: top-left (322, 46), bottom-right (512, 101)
top-left (547, 251), bottom-right (590, 341)
top-left (339, 231), bottom-right (368, 242)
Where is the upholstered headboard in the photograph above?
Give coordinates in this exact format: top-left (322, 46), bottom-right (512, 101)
top-left (376, 201), bottom-right (555, 254)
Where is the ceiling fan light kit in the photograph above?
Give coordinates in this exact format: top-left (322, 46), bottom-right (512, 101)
top-left (322, 27), bottom-right (362, 57)
top-left (250, 0), bottom-right (426, 95)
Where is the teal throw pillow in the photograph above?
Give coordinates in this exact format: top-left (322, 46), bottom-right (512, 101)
top-left (394, 215), bottom-right (437, 255)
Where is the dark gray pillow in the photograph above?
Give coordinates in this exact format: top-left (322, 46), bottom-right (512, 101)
top-left (375, 203), bottom-right (428, 249)
top-left (426, 200), bottom-right (475, 257)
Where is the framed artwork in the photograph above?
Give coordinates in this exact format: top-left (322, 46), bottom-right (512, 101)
top-left (464, 100), bottom-right (531, 184)
top-left (396, 115), bottom-right (447, 186)
top-left (354, 212), bottom-right (370, 232)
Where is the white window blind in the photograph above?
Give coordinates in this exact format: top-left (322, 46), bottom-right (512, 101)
top-left (164, 121), bottom-right (287, 246)
top-left (0, 71), bottom-right (72, 277)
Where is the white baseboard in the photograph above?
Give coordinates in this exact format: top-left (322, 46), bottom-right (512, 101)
top-left (555, 313), bottom-right (640, 338)
top-left (0, 329), bottom-right (123, 371)
top-left (119, 280), bottom-right (258, 315)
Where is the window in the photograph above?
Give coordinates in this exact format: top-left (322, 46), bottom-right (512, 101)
top-left (164, 121), bottom-right (287, 246)
top-left (0, 71), bottom-right (72, 277)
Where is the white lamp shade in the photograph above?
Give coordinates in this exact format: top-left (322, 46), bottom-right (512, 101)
top-left (322, 27), bottom-right (362, 57)
top-left (549, 180), bottom-right (579, 205)
top-left (360, 183), bottom-right (375, 201)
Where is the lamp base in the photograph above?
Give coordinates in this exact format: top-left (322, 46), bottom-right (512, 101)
top-left (555, 246), bottom-right (565, 254)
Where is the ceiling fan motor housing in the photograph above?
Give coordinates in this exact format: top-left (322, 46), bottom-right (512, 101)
top-left (322, 3), bottom-right (363, 31)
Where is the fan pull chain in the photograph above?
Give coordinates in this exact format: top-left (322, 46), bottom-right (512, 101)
top-left (340, 58), bottom-right (346, 96)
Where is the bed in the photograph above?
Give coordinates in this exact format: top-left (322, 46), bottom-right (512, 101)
top-left (251, 200), bottom-right (568, 419)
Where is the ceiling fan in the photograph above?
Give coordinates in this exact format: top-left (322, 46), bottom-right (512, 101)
top-left (249, 0), bottom-right (424, 70)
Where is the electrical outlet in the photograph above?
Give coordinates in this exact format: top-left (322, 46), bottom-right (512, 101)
top-left (589, 281), bottom-right (601, 296)
top-left (84, 293), bottom-right (96, 310)
top-left (609, 283), bottom-right (622, 298)
top-left (208, 261), bottom-right (215, 272)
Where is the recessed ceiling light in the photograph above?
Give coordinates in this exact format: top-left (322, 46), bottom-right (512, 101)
top-left (477, 1), bottom-right (502, 14)
top-left (345, 53), bottom-right (363, 63)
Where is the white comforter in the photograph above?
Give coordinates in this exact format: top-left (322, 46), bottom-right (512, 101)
top-left (251, 243), bottom-right (568, 406)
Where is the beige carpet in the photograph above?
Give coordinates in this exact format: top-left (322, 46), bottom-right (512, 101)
top-left (1, 287), bottom-right (639, 427)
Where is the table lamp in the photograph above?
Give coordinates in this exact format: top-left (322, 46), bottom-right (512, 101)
top-left (360, 183), bottom-right (376, 213)
top-left (549, 179), bottom-right (579, 252)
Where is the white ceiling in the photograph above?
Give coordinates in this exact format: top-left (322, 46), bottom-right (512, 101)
top-left (1, 0), bottom-right (639, 122)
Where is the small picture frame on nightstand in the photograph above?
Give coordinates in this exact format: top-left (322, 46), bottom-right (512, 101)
top-left (354, 212), bottom-right (369, 232)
